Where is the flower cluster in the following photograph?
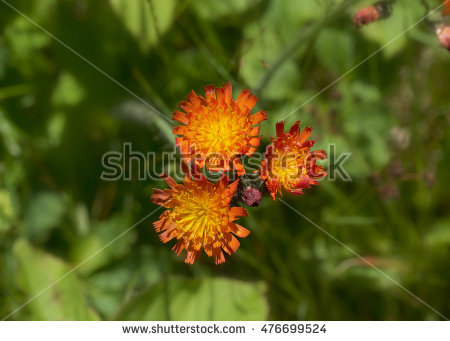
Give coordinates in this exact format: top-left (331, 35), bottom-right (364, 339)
top-left (152, 83), bottom-right (326, 264)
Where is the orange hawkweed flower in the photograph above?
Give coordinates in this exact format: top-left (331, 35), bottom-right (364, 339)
top-left (260, 121), bottom-right (327, 200)
top-left (173, 83), bottom-right (267, 175)
top-left (151, 164), bottom-right (250, 264)
top-left (443, 0), bottom-right (450, 15)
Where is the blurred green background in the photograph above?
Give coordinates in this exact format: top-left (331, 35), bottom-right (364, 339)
top-left (0, 0), bottom-right (449, 321)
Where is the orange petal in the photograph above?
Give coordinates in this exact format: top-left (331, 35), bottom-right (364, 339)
top-left (266, 178), bottom-right (280, 200)
top-left (173, 126), bottom-right (187, 136)
top-left (223, 179), bottom-right (239, 203)
top-left (249, 126), bottom-right (260, 137)
top-left (237, 89), bottom-right (257, 110)
top-left (313, 149), bottom-right (327, 159)
top-left (229, 207), bottom-right (248, 220)
top-left (186, 90), bottom-right (201, 106)
top-left (248, 137), bottom-right (260, 148)
top-left (259, 160), bottom-right (268, 180)
top-left (230, 223), bottom-right (250, 237)
top-left (251, 110), bottom-right (267, 125)
top-left (223, 234), bottom-right (240, 255)
top-left (173, 111), bottom-right (189, 124)
top-left (217, 174), bottom-right (229, 190)
top-left (233, 158), bottom-right (246, 176)
top-left (224, 82), bottom-right (232, 104)
top-left (246, 147), bottom-right (257, 157)
top-left (289, 121), bottom-right (301, 135)
top-left (159, 224), bottom-right (176, 242)
top-left (175, 137), bottom-right (184, 147)
top-left (276, 121), bottom-right (285, 137)
top-left (204, 84), bottom-right (216, 102)
top-left (185, 250), bottom-right (200, 264)
top-left (160, 173), bottom-right (177, 188)
top-left (172, 239), bottom-right (185, 255)
top-left (213, 248), bottom-right (225, 264)
top-left (151, 189), bottom-right (170, 205)
top-left (216, 86), bottom-right (225, 103)
top-left (298, 126), bottom-right (312, 144)
top-left (288, 188), bottom-right (304, 195)
top-left (153, 214), bottom-right (169, 232)
top-left (194, 158), bottom-right (205, 169)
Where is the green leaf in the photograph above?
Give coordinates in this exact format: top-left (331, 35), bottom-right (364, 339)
top-left (316, 28), bottom-right (354, 74)
top-left (116, 277), bottom-right (269, 320)
top-left (192, 0), bottom-right (256, 20)
top-left (23, 192), bottom-right (66, 243)
top-left (0, 110), bottom-right (24, 156)
top-left (3, 17), bottom-right (52, 75)
top-left (51, 72), bottom-right (85, 107)
top-left (70, 213), bottom-right (135, 275)
top-left (12, 239), bottom-right (99, 320)
top-left (109, 0), bottom-right (176, 52)
top-left (0, 190), bottom-right (18, 233)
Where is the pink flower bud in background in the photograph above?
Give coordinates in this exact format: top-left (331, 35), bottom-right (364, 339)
top-left (436, 24), bottom-right (450, 51)
top-left (353, 6), bottom-right (380, 28)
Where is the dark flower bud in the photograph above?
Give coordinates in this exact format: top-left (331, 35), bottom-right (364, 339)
top-left (242, 186), bottom-right (262, 207)
top-left (232, 174), bottom-right (265, 207)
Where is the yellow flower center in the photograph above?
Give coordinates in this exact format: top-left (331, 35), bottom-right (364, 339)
top-left (171, 183), bottom-right (228, 245)
top-left (271, 149), bottom-right (307, 189)
top-left (191, 105), bottom-right (252, 157)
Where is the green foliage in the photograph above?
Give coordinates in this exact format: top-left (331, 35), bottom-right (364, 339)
top-left (110, 0), bottom-right (176, 52)
top-left (13, 239), bottom-right (99, 320)
top-left (0, 0), bottom-right (449, 321)
top-left (23, 192), bottom-right (66, 242)
top-left (117, 277), bottom-right (268, 320)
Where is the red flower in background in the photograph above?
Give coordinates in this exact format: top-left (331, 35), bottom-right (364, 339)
top-left (443, 0), bottom-right (450, 16)
top-left (353, 6), bottom-right (381, 28)
top-left (353, 1), bottom-right (393, 28)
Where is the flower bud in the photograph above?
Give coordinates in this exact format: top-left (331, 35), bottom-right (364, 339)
top-left (242, 186), bottom-right (262, 207)
top-left (353, 1), bottom-right (393, 28)
top-left (436, 24), bottom-right (450, 51)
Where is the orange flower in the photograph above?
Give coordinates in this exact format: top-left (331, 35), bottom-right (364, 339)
top-left (173, 83), bottom-right (267, 175)
top-left (260, 121), bottom-right (327, 200)
top-left (151, 164), bottom-right (250, 264)
top-left (444, 0), bottom-right (450, 15)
